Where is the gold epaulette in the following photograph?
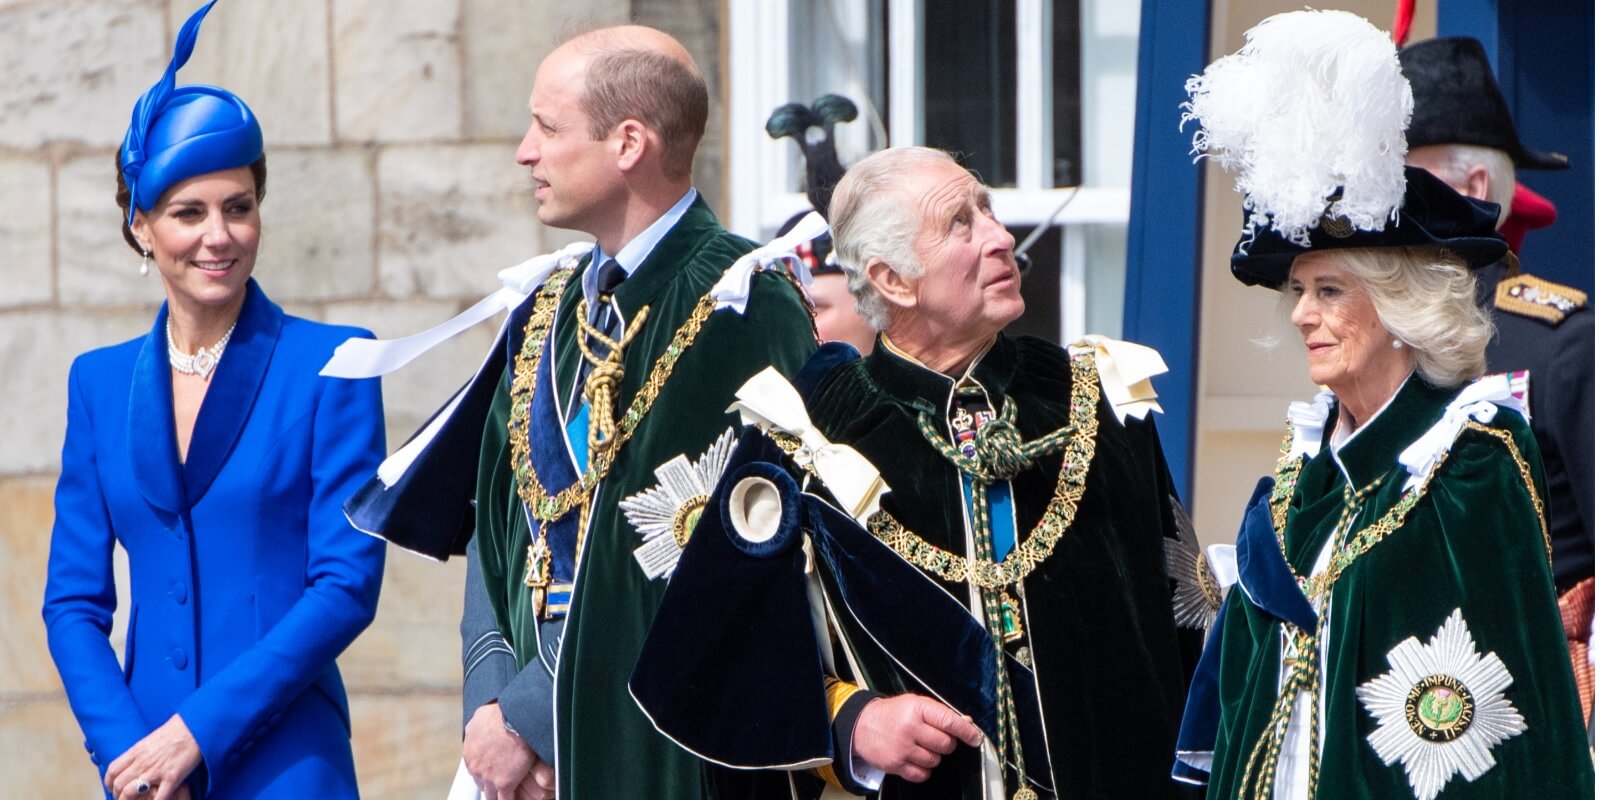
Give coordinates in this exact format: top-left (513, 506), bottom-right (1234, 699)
top-left (1496, 273), bottom-right (1589, 325)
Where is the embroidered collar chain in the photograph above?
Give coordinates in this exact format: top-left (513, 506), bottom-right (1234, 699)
top-left (865, 352), bottom-right (1101, 591)
top-left (1239, 410), bottom-right (1465, 800)
top-left (770, 353), bottom-right (1098, 800)
top-left (1265, 416), bottom-right (1454, 601)
top-left (506, 267), bottom-right (718, 534)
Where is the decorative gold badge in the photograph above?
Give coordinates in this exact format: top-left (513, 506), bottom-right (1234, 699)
top-left (1319, 213), bottom-right (1356, 238)
top-left (1355, 609), bottom-right (1524, 800)
top-left (621, 429), bottom-right (738, 580)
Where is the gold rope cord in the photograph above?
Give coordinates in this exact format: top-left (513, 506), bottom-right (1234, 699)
top-left (1464, 420), bottom-right (1552, 568)
top-left (505, 268), bottom-right (720, 569)
top-left (574, 297), bottom-right (650, 457)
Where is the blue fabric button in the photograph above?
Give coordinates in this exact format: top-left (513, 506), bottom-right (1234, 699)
top-left (170, 581), bottom-right (188, 605)
top-left (169, 647), bottom-right (188, 670)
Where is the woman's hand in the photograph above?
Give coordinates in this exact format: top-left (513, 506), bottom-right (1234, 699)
top-left (105, 715), bottom-right (202, 800)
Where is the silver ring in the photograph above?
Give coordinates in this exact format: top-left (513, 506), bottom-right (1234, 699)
top-left (134, 779), bottom-right (152, 795)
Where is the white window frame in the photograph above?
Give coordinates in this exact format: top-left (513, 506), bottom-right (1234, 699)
top-left (728, 0), bottom-right (1137, 344)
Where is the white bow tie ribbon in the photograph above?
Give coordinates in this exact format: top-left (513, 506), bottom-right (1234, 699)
top-left (317, 241), bottom-right (593, 487)
top-left (1068, 335), bottom-right (1168, 424)
top-left (1397, 373), bottom-right (1526, 491)
top-left (727, 367), bottom-right (890, 523)
top-left (1285, 391), bottom-right (1336, 461)
top-left (319, 241), bottom-right (594, 380)
top-left (710, 212), bottom-right (830, 314)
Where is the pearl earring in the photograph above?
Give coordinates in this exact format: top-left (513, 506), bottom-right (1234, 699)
top-left (139, 249), bottom-right (151, 277)
top-left (1391, 338), bottom-right (1402, 350)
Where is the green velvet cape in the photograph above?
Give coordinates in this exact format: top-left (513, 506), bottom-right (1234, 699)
top-left (1207, 375), bottom-right (1594, 799)
top-left (804, 334), bottom-right (1203, 799)
top-left (475, 198), bottom-right (817, 799)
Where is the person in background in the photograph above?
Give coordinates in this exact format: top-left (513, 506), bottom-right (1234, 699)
top-left (1400, 36), bottom-right (1594, 732)
top-left (767, 94), bottom-right (878, 355)
top-left (809, 258), bottom-right (878, 355)
top-left (42, 2), bottom-right (386, 798)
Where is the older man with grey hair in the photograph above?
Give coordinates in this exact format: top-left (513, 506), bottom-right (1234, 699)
top-left (636, 146), bottom-right (1204, 799)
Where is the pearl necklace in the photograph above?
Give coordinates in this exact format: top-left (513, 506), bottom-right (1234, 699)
top-left (167, 318), bottom-right (236, 379)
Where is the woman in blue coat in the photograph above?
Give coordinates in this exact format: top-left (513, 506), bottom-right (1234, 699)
top-left (42, 3), bottom-right (386, 798)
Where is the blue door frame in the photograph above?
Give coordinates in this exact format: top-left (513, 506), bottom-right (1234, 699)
top-left (1124, 0), bottom-right (1209, 504)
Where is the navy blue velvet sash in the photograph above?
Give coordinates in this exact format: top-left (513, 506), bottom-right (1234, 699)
top-left (1172, 474), bottom-right (1317, 784)
top-left (632, 427), bottom-right (1060, 786)
top-left (521, 317), bottom-right (584, 616)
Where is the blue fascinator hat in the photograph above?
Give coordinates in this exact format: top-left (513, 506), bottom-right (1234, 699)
top-left (120, 0), bottom-right (262, 226)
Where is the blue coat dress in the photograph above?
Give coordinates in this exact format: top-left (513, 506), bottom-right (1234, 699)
top-left (43, 280), bottom-right (386, 798)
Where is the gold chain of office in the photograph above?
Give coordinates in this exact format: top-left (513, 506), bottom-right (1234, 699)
top-left (506, 267), bottom-right (717, 529)
top-left (865, 352), bottom-right (1102, 590)
top-left (1263, 413), bottom-right (1548, 600)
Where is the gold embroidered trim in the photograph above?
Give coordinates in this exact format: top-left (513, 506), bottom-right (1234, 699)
top-left (507, 267), bottom-right (718, 535)
top-left (771, 353), bottom-right (1101, 590)
top-left (1463, 420), bottom-right (1552, 568)
top-left (1495, 274), bottom-right (1588, 325)
top-left (1264, 416), bottom-right (1449, 599)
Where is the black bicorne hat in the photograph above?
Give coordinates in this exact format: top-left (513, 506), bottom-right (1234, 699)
top-left (1400, 37), bottom-right (1569, 170)
top-left (1230, 166), bottom-right (1508, 288)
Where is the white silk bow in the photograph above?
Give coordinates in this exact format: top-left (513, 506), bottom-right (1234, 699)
top-left (709, 211), bottom-right (829, 314)
top-left (1397, 373), bottom-right (1525, 491)
top-left (320, 241), bottom-right (594, 380)
top-left (1286, 391), bottom-right (1336, 460)
top-left (728, 367), bottom-right (890, 523)
top-left (1068, 335), bottom-right (1168, 424)
top-left (319, 242), bottom-right (593, 487)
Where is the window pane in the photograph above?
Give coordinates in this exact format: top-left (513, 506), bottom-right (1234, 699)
top-left (920, 0), bottom-right (1017, 186)
top-left (1052, 0), bottom-right (1084, 187)
top-left (1006, 224), bottom-right (1060, 343)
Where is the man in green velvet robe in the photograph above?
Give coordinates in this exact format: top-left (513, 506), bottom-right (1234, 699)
top-left (459, 26), bottom-right (816, 800)
top-left (642, 146), bottom-right (1200, 799)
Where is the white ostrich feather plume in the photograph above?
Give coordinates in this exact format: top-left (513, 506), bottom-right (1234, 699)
top-left (1181, 9), bottom-right (1413, 246)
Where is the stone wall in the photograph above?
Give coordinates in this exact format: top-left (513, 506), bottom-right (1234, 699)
top-left (0, 0), bottom-right (722, 795)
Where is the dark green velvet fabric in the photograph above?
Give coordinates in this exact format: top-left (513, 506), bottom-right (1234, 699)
top-left (1207, 375), bottom-right (1594, 799)
top-left (475, 197), bottom-right (817, 799)
top-left (804, 334), bottom-right (1202, 799)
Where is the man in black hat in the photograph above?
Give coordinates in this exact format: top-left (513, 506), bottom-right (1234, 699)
top-left (1401, 35), bottom-right (1595, 731)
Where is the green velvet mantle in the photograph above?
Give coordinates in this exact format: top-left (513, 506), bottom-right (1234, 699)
top-left (475, 198), bottom-right (817, 799)
top-left (805, 334), bottom-right (1202, 799)
top-left (1207, 375), bottom-right (1594, 799)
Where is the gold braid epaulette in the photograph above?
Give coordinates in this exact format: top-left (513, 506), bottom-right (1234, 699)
top-left (768, 352), bottom-right (1102, 590)
top-left (506, 267), bottom-right (718, 527)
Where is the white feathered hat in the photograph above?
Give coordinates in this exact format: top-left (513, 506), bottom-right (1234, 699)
top-left (1182, 9), bottom-right (1506, 287)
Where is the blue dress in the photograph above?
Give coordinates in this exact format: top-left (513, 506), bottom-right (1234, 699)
top-left (43, 279), bottom-right (386, 798)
